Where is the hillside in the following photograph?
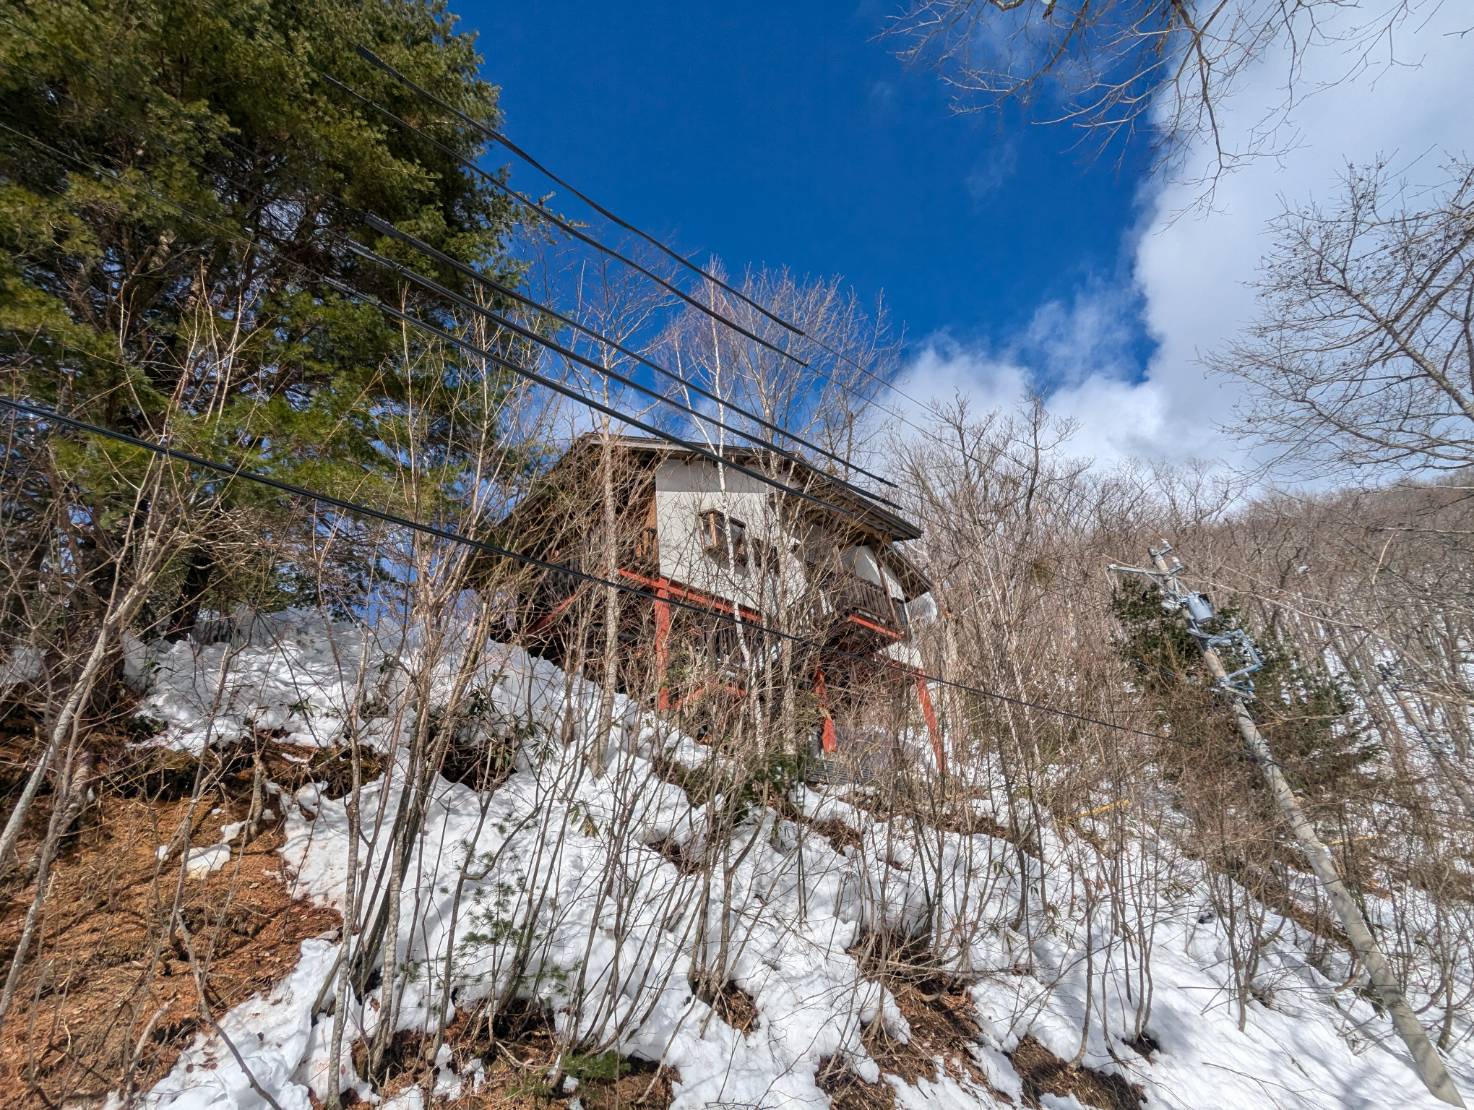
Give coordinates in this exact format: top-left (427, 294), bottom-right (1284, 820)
top-left (4, 606), bottom-right (1468, 1109)
top-left (5, 0), bottom-right (1472, 1104)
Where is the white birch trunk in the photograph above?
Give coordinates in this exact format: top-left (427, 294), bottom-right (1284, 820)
top-left (1147, 549), bottom-right (1465, 1108)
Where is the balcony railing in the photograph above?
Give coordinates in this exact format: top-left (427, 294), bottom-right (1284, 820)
top-left (821, 573), bottom-right (904, 637)
top-left (810, 723), bottom-right (901, 784)
top-left (626, 526), bottom-right (659, 574)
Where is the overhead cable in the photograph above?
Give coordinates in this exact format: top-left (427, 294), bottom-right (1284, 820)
top-left (0, 119), bottom-right (888, 533)
top-left (5, 2), bottom-right (1020, 494)
top-left (352, 44), bottom-right (804, 341)
top-left (357, 212), bottom-right (903, 502)
top-left (1, 396), bottom-right (1171, 743)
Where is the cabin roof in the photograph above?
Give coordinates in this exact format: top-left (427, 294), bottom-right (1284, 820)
top-left (540, 433), bottom-right (924, 541)
top-left (501, 434), bottom-right (932, 599)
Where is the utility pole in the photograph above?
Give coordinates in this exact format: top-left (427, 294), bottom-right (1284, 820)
top-left (1112, 541), bottom-right (1465, 1108)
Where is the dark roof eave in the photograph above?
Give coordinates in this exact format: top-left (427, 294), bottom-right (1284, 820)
top-left (567, 433), bottom-right (923, 541)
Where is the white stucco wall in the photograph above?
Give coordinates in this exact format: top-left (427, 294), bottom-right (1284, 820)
top-left (884, 638), bottom-right (924, 670)
top-left (652, 456), bottom-right (918, 622)
top-left (653, 459), bottom-right (808, 614)
top-left (840, 545), bottom-right (905, 601)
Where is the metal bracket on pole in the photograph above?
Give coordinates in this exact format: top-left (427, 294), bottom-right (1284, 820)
top-left (1109, 550), bottom-right (1262, 698)
top-left (1191, 626), bottom-right (1263, 698)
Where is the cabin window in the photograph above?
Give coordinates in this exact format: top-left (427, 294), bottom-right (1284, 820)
top-left (700, 510), bottom-right (783, 572)
top-left (699, 510), bottom-right (749, 565)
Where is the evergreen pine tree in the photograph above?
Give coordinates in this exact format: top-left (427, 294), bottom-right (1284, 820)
top-left (1111, 578), bottom-right (1380, 804)
top-left (1, 0), bottom-right (525, 642)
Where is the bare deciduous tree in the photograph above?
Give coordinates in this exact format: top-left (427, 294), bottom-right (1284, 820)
top-left (1213, 160), bottom-right (1474, 476)
top-left (886, 0), bottom-right (1438, 185)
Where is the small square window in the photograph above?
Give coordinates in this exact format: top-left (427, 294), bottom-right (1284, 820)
top-left (699, 510), bottom-right (749, 565)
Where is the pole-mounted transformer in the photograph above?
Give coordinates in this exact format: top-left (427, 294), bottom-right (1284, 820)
top-left (1112, 543), bottom-right (1264, 698)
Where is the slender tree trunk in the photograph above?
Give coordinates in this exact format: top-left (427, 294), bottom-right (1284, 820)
top-left (593, 428), bottom-right (619, 778)
top-left (166, 543), bottom-right (215, 642)
top-left (1147, 547), bottom-right (1465, 1108)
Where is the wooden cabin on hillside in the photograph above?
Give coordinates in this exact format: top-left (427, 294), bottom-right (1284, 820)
top-left (500, 434), bottom-right (944, 772)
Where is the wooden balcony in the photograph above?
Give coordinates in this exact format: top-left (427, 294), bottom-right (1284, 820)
top-left (809, 723), bottom-right (898, 784)
top-left (817, 573), bottom-right (906, 645)
top-left (625, 526), bottom-right (659, 575)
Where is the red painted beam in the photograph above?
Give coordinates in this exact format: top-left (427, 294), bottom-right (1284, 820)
top-left (527, 591), bottom-right (580, 635)
top-left (616, 567), bottom-right (764, 623)
top-left (843, 612), bottom-right (905, 641)
top-left (914, 675), bottom-right (946, 776)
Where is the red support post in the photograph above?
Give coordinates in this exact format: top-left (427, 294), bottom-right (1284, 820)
top-left (814, 667), bottom-right (837, 754)
top-left (654, 580), bottom-right (673, 712)
top-left (914, 674), bottom-right (946, 776)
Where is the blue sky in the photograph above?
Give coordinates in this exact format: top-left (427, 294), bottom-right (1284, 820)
top-left (462, 1), bottom-right (1470, 472)
top-left (465, 1), bottom-right (1152, 362)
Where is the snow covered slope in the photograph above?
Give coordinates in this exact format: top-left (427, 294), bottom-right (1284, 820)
top-left (127, 611), bottom-right (1473, 1109)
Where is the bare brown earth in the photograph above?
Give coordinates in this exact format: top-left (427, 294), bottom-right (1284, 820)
top-left (840, 930), bottom-right (1145, 1110)
top-left (0, 726), bottom-right (682, 1110)
top-left (0, 718), bottom-right (1142, 1109)
top-left (1008, 1035), bottom-right (1145, 1110)
top-left (370, 1003), bottom-right (677, 1109)
top-left (0, 731), bottom-right (340, 1108)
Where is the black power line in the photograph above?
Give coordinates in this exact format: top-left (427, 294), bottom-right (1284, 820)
top-left (319, 32), bottom-right (1031, 486)
top-left (0, 24), bottom-right (907, 507)
top-left (343, 42), bottom-right (960, 429)
top-left (58, 1), bottom-right (1007, 492)
top-left (157, 0), bottom-right (951, 471)
top-left (339, 232), bottom-right (909, 514)
top-left (351, 44), bottom-right (804, 344)
top-left (357, 212), bottom-right (904, 504)
top-left (0, 397), bottom-right (1170, 743)
top-left (0, 18), bottom-right (896, 507)
top-left (310, 60), bottom-right (806, 372)
top-left (0, 119), bottom-right (891, 534)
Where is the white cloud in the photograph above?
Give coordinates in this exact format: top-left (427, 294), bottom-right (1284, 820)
top-left (894, 0), bottom-right (1474, 476)
top-left (890, 282), bottom-right (1162, 469)
top-left (964, 139), bottom-right (1019, 202)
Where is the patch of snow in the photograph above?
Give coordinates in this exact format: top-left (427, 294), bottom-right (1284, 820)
top-left (889, 1071), bottom-right (1006, 1108)
top-left (140, 937), bottom-right (340, 1110)
top-left (0, 644), bottom-right (42, 692)
top-left (183, 844), bottom-right (232, 878)
top-left (1040, 1094), bottom-right (1090, 1110)
top-left (132, 611), bottom-right (1474, 1110)
top-left (380, 1089), bottom-right (425, 1110)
